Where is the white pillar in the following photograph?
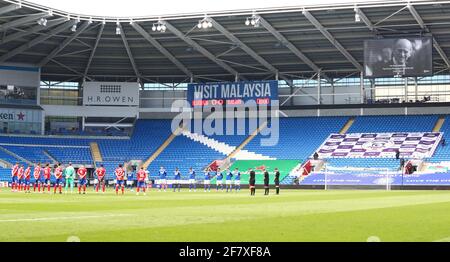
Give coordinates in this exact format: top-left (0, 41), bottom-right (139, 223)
top-left (331, 79), bottom-right (335, 105)
top-left (317, 70), bottom-right (321, 105)
top-left (360, 71), bottom-right (364, 104)
top-left (404, 77), bottom-right (408, 102)
top-left (414, 77), bottom-right (418, 102)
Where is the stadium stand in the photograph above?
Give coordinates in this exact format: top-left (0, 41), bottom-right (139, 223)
top-left (243, 117), bottom-right (349, 160)
top-left (0, 115), bottom-right (447, 184)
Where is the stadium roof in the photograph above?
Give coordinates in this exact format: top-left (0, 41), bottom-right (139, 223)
top-left (0, 0), bottom-right (450, 84)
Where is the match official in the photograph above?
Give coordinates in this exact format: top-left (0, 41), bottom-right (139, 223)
top-left (249, 168), bottom-right (256, 196)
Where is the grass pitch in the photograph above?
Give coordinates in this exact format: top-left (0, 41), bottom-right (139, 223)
top-left (0, 188), bottom-right (449, 242)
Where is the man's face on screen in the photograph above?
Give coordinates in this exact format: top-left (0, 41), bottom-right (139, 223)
top-left (393, 39), bottom-right (413, 65)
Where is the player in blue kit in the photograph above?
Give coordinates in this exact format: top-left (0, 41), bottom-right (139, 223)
top-left (173, 168), bottom-right (181, 192)
top-left (233, 168), bottom-right (241, 192)
top-left (215, 167), bottom-right (224, 191)
top-left (203, 168), bottom-right (211, 192)
top-left (158, 166), bottom-right (168, 192)
top-left (225, 168), bottom-right (233, 192)
top-left (188, 167), bottom-right (196, 192)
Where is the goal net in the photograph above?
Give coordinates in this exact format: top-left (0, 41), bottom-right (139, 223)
top-left (320, 164), bottom-right (398, 190)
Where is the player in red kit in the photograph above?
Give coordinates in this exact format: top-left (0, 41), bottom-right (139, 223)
top-left (43, 163), bottom-right (52, 193)
top-left (24, 166), bottom-right (31, 193)
top-left (53, 164), bottom-right (63, 194)
top-left (95, 164), bottom-right (106, 193)
top-left (33, 163), bottom-right (42, 193)
top-left (136, 167), bottom-right (147, 196)
top-left (11, 163), bottom-right (19, 192)
top-left (17, 165), bottom-right (24, 191)
top-left (115, 164), bottom-right (125, 195)
top-left (77, 165), bottom-right (88, 194)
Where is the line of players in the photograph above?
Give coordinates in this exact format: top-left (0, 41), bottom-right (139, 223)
top-left (10, 162), bottom-right (103, 194)
top-left (161, 166), bottom-right (242, 193)
top-left (10, 162), bottom-right (281, 196)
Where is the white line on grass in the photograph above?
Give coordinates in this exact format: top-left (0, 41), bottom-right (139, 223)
top-left (433, 237), bottom-right (450, 242)
top-left (0, 214), bottom-right (131, 223)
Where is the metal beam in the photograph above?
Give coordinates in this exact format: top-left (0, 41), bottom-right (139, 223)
top-left (0, 17), bottom-right (66, 45)
top-left (118, 23), bottom-right (141, 80)
top-left (210, 17), bottom-right (278, 75)
top-left (303, 10), bottom-right (363, 71)
top-left (164, 21), bottom-right (244, 80)
top-left (83, 23), bottom-right (104, 77)
top-left (258, 15), bottom-right (332, 83)
top-left (408, 4), bottom-right (450, 68)
top-left (50, 58), bottom-right (94, 81)
top-left (0, 19), bottom-right (77, 63)
top-left (37, 21), bottom-right (90, 67)
top-left (0, 4), bottom-right (21, 16)
top-left (0, 12), bottom-right (50, 32)
top-left (355, 8), bottom-right (378, 33)
top-left (131, 22), bottom-right (193, 79)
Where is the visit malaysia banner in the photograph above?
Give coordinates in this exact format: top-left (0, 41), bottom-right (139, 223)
top-left (187, 80), bottom-right (278, 107)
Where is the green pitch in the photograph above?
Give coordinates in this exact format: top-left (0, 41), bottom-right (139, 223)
top-left (0, 189), bottom-right (449, 242)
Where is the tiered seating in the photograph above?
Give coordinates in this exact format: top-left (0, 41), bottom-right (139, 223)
top-left (244, 117), bottom-right (349, 160)
top-left (97, 120), bottom-right (173, 162)
top-left (200, 118), bottom-right (255, 147)
top-left (148, 134), bottom-right (226, 179)
top-left (327, 158), bottom-right (400, 170)
top-left (348, 115), bottom-right (438, 133)
top-left (0, 148), bottom-right (22, 165)
top-left (327, 115), bottom-right (439, 170)
top-left (46, 147), bottom-right (92, 164)
top-left (2, 146), bottom-right (52, 164)
top-left (428, 116), bottom-right (450, 163)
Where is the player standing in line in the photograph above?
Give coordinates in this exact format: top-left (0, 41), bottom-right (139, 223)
top-left (274, 168), bottom-right (280, 195)
top-left (233, 168), bottom-right (241, 192)
top-left (115, 164), bottom-right (125, 195)
top-left (43, 163), bottom-right (52, 193)
top-left (24, 165), bottom-right (31, 193)
top-left (188, 167), bottom-right (196, 192)
top-left (127, 168), bottom-right (134, 191)
top-left (136, 167), bottom-right (147, 196)
top-left (33, 163), bottom-right (42, 193)
top-left (263, 168), bottom-right (270, 195)
top-left (77, 165), bottom-right (88, 194)
top-left (203, 168), bottom-right (211, 192)
top-left (225, 168), bottom-right (233, 193)
top-left (249, 168), bottom-right (256, 196)
top-left (11, 162), bottom-right (19, 192)
top-left (53, 163), bottom-right (63, 194)
top-left (158, 166), bottom-right (167, 192)
top-left (17, 165), bottom-right (25, 191)
top-left (215, 167), bottom-right (224, 191)
top-left (64, 162), bottom-right (75, 194)
top-left (173, 168), bottom-right (181, 192)
top-left (95, 164), bottom-right (106, 193)
top-left (17, 165), bottom-right (24, 192)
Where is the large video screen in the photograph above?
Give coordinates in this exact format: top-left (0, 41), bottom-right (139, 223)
top-left (0, 85), bottom-right (37, 105)
top-left (364, 37), bottom-right (433, 78)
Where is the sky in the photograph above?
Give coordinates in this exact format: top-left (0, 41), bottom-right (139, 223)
top-left (26, 0), bottom-right (388, 17)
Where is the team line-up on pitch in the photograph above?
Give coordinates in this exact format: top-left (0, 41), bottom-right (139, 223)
top-left (8, 162), bottom-right (282, 196)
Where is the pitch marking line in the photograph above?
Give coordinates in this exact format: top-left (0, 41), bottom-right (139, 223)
top-left (0, 214), bottom-right (132, 223)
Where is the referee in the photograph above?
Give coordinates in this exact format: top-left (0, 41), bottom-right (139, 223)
top-left (263, 169), bottom-right (269, 195)
top-left (249, 168), bottom-right (256, 196)
top-left (274, 168), bottom-right (280, 195)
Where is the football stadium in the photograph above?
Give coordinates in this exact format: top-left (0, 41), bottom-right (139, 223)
top-left (0, 0), bottom-right (450, 243)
